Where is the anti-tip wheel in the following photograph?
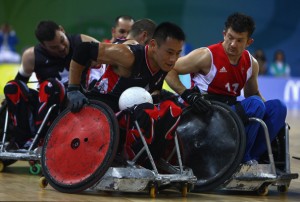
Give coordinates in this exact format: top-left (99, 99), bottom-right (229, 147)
top-left (0, 160), bottom-right (4, 172)
top-left (257, 186), bottom-right (269, 196)
top-left (149, 183), bottom-right (158, 198)
top-left (181, 183), bottom-right (188, 197)
top-left (30, 163), bottom-right (42, 175)
top-left (39, 176), bottom-right (48, 188)
top-left (277, 185), bottom-right (288, 193)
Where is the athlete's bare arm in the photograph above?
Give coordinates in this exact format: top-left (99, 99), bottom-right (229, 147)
top-left (80, 34), bottom-right (99, 43)
top-left (243, 56), bottom-right (265, 101)
top-left (69, 43), bottom-right (135, 85)
top-left (165, 47), bottom-right (211, 95)
top-left (19, 47), bottom-right (35, 79)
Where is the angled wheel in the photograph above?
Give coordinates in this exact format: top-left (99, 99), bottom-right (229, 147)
top-left (0, 101), bottom-right (17, 167)
top-left (41, 100), bottom-right (119, 193)
top-left (177, 101), bottom-right (246, 192)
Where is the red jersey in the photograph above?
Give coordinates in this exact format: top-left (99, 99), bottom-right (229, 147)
top-left (191, 42), bottom-right (252, 97)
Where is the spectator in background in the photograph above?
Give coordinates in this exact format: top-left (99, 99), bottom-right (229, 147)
top-left (254, 49), bottom-right (267, 75)
top-left (0, 23), bottom-right (20, 63)
top-left (103, 15), bottom-right (134, 43)
top-left (269, 49), bottom-right (291, 77)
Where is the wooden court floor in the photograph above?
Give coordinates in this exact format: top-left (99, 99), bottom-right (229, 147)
top-left (0, 109), bottom-right (299, 202)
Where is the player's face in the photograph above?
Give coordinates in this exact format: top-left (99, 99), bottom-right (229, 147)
top-left (42, 30), bottom-right (70, 58)
top-left (223, 27), bottom-right (253, 58)
top-left (152, 37), bottom-right (183, 72)
top-left (112, 19), bottom-right (134, 41)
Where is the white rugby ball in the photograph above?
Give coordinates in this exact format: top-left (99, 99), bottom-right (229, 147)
top-left (119, 87), bottom-right (153, 110)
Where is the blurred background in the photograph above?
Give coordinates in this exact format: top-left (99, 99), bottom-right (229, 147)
top-left (0, 0), bottom-right (299, 108)
top-left (1, 0), bottom-right (299, 75)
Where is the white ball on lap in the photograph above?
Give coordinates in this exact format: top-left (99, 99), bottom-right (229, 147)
top-left (119, 87), bottom-right (153, 110)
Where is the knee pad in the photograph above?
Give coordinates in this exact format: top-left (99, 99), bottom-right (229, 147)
top-left (127, 103), bottom-right (159, 144)
top-left (39, 79), bottom-right (65, 103)
top-left (4, 80), bottom-right (30, 104)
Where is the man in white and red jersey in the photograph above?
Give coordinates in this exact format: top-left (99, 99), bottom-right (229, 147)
top-left (165, 12), bottom-right (287, 165)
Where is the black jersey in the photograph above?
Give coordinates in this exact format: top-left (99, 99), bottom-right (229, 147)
top-left (94, 44), bottom-right (167, 97)
top-left (33, 34), bottom-right (82, 84)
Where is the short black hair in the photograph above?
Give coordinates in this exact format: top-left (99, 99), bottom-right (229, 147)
top-left (113, 15), bottom-right (134, 27)
top-left (152, 22), bottom-right (185, 46)
top-left (35, 20), bottom-right (60, 43)
top-left (224, 12), bottom-right (255, 37)
top-left (129, 18), bottom-right (156, 39)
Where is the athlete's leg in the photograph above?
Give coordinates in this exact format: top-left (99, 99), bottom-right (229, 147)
top-left (4, 80), bottom-right (38, 146)
top-left (232, 95), bottom-right (266, 162)
top-left (250, 99), bottom-right (287, 160)
top-left (37, 79), bottom-right (65, 136)
top-left (149, 100), bottom-right (182, 160)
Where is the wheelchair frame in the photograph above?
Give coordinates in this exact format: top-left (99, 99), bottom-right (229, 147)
top-left (219, 118), bottom-right (298, 195)
top-left (0, 102), bottom-right (57, 174)
top-left (39, 102), bottom-right (197, 198)
top-left (89, 119), bottom-right (197, 197)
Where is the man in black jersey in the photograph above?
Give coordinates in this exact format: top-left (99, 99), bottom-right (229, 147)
top-left (3, 20), bottom-right (98, 148)
top-left (68, 22), bottom-right (185, 112)
top-left (67, 22), bottom-right (190, 164)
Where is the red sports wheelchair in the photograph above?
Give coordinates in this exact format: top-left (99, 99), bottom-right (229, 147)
top-left (39, 100), bottom-right (196, 198)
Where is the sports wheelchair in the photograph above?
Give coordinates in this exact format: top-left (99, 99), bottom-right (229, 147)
top-left (39, 100), bottom-right (196, 198)
top-left (177, 101), bottom-right (298, 195)
top-left (0, 99), bottom-right (57, 174)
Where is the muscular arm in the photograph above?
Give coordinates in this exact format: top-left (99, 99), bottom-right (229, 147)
top-left (16, 47), bottom-right (35, 82)
top-left (69, 42), bottom-right (134, 85)
top-left (243, 56), bottom-right (265, 101)
top-left (165, 47), bottom-right (211, 95)
top-left (80, 34), bottom-right (99, 43)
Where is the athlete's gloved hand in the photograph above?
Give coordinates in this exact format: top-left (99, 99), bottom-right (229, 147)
top-left (67, 84), bottom-right (89, 113)
top-left (181, 88), bottom-right (211, 114)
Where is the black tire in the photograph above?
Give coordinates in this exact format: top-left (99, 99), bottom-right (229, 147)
top-left (41, 100), bottom-right (119, 193)
top-left (0, 100), bottom-right (17, 167)
top-left (176, 101), bottom-right (246, 192)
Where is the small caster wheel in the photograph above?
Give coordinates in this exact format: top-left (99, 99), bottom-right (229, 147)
top-left (0, 160), bottom-right (4, 172)
top-left (149, 183), bottom-right (158, 198)
top-left (277, 185), bottom-right (288, 193)
top-left (29, 160), bottom-right (35, 166)
top-left (257, 186), bottom-right (269, 196)
top-left (39, 176), bottom-right (48, 188)
top-left (181, 183), bottom-right (188, 197)
top-left (30, 163), bottom-right (41, 175)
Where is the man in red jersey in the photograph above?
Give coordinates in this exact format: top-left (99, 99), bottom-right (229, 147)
top-left (165, 12), bottom-right (287, 165)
